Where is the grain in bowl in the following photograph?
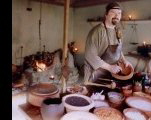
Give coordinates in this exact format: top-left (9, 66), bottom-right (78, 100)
top-left (94, 107), bottom-right (123, 120)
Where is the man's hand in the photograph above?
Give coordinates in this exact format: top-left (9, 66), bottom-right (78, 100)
top-left (108, 64), bottom-right (122, 74)
top-left (122, 60), bottom-right (133, 68)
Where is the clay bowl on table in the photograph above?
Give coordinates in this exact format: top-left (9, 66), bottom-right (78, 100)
top-left (41, 98), bottom-right (64, 120)
top-left (62, 94), bottom-right (94, 112)
top-left (66, 85), bottom-right (88, 95)
top-left (125, 96), bottom-right (151, 117)
top-left (111, 62), bottom-right (134, 80)
top-left (27, 82), bottom-right (59, 107)
top-left (133, 92), bottom-right (151, 101)
top-left (107, 91), bottom-right (125, 104)
top-left (122, 85), bottom-right (133, 97)
top-left (123, 108), bottom-right (148, 120)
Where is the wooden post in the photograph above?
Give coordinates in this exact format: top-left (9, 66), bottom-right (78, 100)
top-left (62, 0), bottom-right (70, 93)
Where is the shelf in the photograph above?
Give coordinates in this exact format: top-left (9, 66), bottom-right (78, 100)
top-left (87, 19), bottom-right (151, 27)
top-left (87, 19), bottom-right (151, 24)
top-left (121, 19), bottom-right (151, 24)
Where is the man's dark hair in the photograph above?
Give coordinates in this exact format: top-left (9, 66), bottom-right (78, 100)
top-left (105, 2), bottom-right (122, 14)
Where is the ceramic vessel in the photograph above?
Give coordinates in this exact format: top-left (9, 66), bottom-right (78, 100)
top-left (107, 92), bottom-right (125, 109)
top-left (27, 83), bottom-right (59, 107)
top-left (111, 62), bottom-right (134, 80)
top-left (126, 96), bottom-right (151, 117)
top-left (62, 94), bottom-right (94, 112)
top-left (123, 108), bottom-right (148, 120)
top-left (41, 98), bottom-right (65, 120)
top-left (122, 85), bottom-right (133, 97)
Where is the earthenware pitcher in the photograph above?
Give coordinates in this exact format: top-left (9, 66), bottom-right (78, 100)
top-left (41, 98), bottom-right (64, 120)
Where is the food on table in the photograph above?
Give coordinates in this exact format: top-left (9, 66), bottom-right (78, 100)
top-left (125, 111), bottom-right (147, 120)
top-left (65, 96), bottom-right (90, 106)
top-left (126, 97), bottom-right (151, 112)
top-left (30, 83), bottom-right (58, 95)
top-left (60, 111), bottom-right (99, 120)
top-left (133, 92), bottom-right (151, 100)
top-left (94, 107), bottom-right (123, 120)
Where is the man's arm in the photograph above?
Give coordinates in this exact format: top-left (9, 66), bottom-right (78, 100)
top-left (85, 27), bottom-right (122, 74)
top-left (85, 27), bottom-right (109, 71)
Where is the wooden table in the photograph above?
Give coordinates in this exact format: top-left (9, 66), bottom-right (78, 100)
top-left (19, 103), bottom-right (42, 120)
top-left (18, 86), bottom-right (112, 120)
top-left (18, 87), bottom-right (151, 120)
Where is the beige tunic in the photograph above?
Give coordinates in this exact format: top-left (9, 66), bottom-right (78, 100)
top-left (84, 22), bottom-right (124, 82)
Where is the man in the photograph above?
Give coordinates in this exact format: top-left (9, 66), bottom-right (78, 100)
top-left (84, 2), bottom-right (132, 83)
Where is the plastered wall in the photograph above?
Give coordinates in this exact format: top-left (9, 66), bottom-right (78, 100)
top-left (13, 0), bottom-right (151, 65)
top-left (12, 0), bottom-right (73, 65)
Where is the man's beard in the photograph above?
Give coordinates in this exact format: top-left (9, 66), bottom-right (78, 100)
top-left (112, 18), bottom-right (120, 25)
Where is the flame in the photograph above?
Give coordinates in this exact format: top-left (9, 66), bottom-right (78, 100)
top-left (49, 75), bottom-right (55, 80)
top-left (128, 15), bottom-right (132, 20)
top-left (36, 61), bottom-right (47, 72)
top-left (73, 47), bottom-right (78, 52)
top-left (143, 41), bottom-right (146, 46)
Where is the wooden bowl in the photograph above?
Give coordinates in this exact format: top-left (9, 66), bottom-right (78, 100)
top-left (123, 108), bottom-right (148, 120)
top-left (29, 83), bottom-right (59, 96)
top-left (66, 85), bottom-right (88, 95)
top-left (27, 83), bottom-right (59, 107)
top-left (111, 62), bottom-right (134, 80)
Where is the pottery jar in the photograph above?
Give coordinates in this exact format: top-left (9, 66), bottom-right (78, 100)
top-left (133, 82), bottom-right (142, 92)
top-left (41, 98), bottom-right (65, 120)
top-left (122, 85), bottom-right (133, 97)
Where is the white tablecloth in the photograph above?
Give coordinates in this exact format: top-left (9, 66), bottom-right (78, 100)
top-left (12, 92), bottom-right (27, 120)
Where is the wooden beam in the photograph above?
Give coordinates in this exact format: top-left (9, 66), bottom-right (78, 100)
top-left (31, 0), bottom-right (141, 8)
top-left (72, 0), bottom-right (139, 8)
top-left (32, 0), bottom-right (65, 6)
top-left (61, 0), bottom-right (70, 93)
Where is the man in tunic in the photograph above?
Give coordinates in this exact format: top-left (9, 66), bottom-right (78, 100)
top-left (84, 2), bottom-right (132, 83)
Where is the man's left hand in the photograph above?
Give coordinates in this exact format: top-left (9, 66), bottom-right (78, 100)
top-left (123, 60), bottom-right (133, 68)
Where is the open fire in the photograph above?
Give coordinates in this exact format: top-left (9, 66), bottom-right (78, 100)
top-left (36, 61), bottom-right (47, 72)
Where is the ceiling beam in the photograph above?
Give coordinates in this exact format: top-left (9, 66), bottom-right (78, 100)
top-left (31, 0), bottom-right (140, 8)
top-left (32, 0), bottom-right (65, 6)
top-left (72, 0), bottom-right (138, 8)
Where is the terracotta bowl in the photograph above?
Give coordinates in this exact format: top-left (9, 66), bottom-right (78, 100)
top-left (111, 62), bottom-right (134, 80)
top-left (133, 92), bottom-right (151, 101)
top-left (27, 83), bottom-right (60, 107)
top-left (66, 85), bottom-right (88, 95)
